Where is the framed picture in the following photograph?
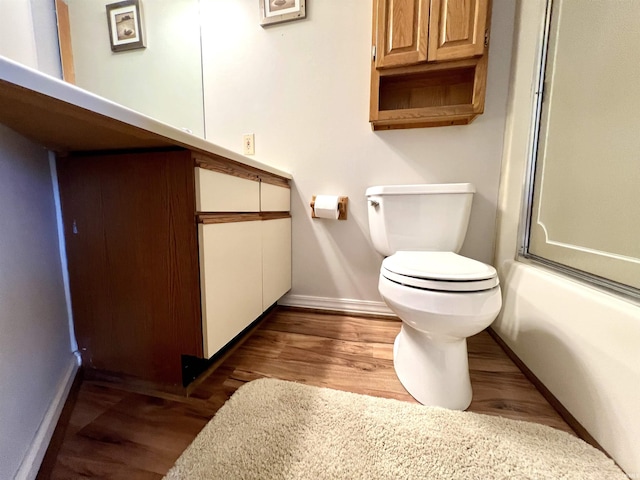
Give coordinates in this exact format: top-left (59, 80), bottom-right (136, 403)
top-left (106, 0), bottom-right (145, 52)
top-left (259, 0), bottom-right (306, 26)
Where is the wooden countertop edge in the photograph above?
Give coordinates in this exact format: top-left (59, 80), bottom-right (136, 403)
top-left (0, 56), bottom-right (292, 180)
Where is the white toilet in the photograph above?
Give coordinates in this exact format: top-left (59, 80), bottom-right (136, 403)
top-left (366, 183), bottom-right (502, 410)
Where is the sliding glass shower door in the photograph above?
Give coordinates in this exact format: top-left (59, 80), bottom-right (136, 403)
top-left (526, 0), bottom-right (640, 294)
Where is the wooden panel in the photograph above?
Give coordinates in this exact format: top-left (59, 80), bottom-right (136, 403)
top-left (199, 222), bottom-right (263, 358)
top-left (375, 0), bottom-right (430, 69)
top-left (197, 212), bottom-right (291, 224)
top-left (57, 150), bottom-right (202, 386)
top-left (379, 67), bottom-right (475, 110)
top-left (372, 114), bottom-right (475, 130)
top-left (55, 0), bottom-right (75, 84)
top-left (198, 213), bottom-right (263, 224)
top-left (261, 182), bottom-right (291, 212)
top-left (262, 218), bottom-right (292, 310)
top-left (193, 152), bottom-right (290, 188)
top-left (195, 167), bottom-right (260, 212)
top-left (428, 0), bottom-right (489, 61)
top-left (260, 212), bottom-right (291, 221)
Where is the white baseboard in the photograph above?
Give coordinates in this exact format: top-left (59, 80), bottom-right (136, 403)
top-left (278, 293), bottom-right (395, 317)
top-left (15, 353), bottom-right (81, 480)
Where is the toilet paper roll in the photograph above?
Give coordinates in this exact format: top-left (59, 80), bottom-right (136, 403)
top-left (314, 195), bottom-right (340, 219)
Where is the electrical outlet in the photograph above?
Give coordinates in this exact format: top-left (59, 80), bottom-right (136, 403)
top-left (243, 134), bottom-right (255, 155)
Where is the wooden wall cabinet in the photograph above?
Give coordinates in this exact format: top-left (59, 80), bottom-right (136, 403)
top-left (58, 150), bottom-right (292, 390)
top-left (370, 0), bottom-right (491, 130)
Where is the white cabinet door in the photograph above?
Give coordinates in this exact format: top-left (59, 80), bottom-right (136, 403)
top-left (195, 167), bottom-right (260, 212)
top-left (261, 182), bottom-right (291, 211)
top-left (262, 217), bottom-right (292, 311)
top-left (199, 221), bottom-right (262, 358)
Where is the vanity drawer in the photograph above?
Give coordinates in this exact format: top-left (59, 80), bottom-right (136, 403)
top-left (195, 167), bottom-right (260, 212)
top-left (261, 182), bottom-right (290, 211)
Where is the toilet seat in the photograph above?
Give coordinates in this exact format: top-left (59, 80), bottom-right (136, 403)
top-left (381, 251), bottom-right (499, 292)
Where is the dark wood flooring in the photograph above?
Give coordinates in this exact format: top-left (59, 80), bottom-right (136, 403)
top-left (47, 308), bottom-right (574, 479)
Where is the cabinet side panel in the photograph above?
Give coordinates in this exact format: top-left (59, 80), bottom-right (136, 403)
top-left (57, 150), bottom-right (201, 386)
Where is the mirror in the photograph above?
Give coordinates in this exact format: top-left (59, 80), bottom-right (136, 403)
top-left (56, 0), bottom-right (205, 138)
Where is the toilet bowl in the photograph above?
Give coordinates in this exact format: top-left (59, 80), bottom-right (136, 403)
top-left (366, 184), bottom-right (502, 410)
top-left (378, 251), bottom-right (501, 409)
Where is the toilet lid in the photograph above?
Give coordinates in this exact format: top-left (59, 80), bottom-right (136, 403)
top-left (381, 251), bottom-right (499, 292)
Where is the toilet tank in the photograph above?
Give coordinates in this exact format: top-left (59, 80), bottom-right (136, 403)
top-left (366, 183), bottom-right (475, 256)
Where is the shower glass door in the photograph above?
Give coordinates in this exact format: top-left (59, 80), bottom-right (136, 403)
top-left (526, 0), bottom-right (640, 294)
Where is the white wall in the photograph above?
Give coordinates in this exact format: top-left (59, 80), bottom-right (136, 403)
top-left (0, 4), bottom-right (76, 479)
top-left (66, 0), bottom-right (205, 137)
top-left (200, 0), bottom-right (516, 312)
top-left (493, 1), bottom-right (640, 476)
top-left (0, 125), bottom-right (75, 479)
top-left (0, 0), bottom-right (61, 78)
top-left (0, 0), bottom-right (39, 70)
top-left (30, 0), bottom-right (63, 78)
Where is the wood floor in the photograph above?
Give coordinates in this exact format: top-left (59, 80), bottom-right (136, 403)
top-left (47, 308), bottom-right (574, 479)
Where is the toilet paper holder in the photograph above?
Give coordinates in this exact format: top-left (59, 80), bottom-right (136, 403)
top-left (310, 196), bottom-right (348, 220)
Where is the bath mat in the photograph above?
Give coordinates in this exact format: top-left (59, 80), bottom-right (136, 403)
top-left (164, 378), bottom-right (625, 479)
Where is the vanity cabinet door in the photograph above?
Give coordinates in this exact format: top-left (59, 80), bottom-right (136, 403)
top-left (261, 182), bottom-right (291, 212)
top-left (262, 217), bottom-right (292, 311)
top-left (199, 220), bottom-right (263, 358)
top-left (427, 0), bottom-right (489, 62)
top-left (375, 0), bottom-right (430, 69)
top-left (375, 0), bottom-right (488, 68)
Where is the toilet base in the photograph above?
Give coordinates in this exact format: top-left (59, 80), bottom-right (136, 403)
top-left (393, 324), bottom-right (472, 410)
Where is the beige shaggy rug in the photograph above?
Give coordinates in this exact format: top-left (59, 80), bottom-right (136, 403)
top-left (164, 378), bottom-right (626, 479)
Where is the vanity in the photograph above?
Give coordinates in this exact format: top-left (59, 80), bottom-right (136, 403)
top-left (0, 57), bottom-right (292, 391)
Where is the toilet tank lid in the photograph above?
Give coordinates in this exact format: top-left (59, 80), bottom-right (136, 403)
top-left (366, 183), bottom-right (475, 196)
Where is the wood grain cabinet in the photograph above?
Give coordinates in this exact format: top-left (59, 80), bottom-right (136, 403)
top-left (370, 0), bottom-right (491, 129)
top-left (57, 149), bottom-right (291, 390)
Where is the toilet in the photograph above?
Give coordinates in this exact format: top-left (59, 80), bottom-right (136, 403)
top-left (366, 183), bottom-right (502, 410)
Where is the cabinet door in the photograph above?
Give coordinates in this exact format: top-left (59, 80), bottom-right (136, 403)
top-left (195, 167), bottom-right (260, 212)
top-left (261, 182), bottom-right (291, 212)
top-left (427, 0), bottom-right (488, 62)
top-left (262, 217), bottom-right (292, 311)
top-left (199, 221), bottom-right (262, 358)
top-left (375, 0), bottom-right (430, 69)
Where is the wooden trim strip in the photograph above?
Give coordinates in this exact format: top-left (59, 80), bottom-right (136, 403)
top-left (55, 0), bottom-right (76, 85)
top-left (260, 212), bottom-right (291, 221)
top-left (193, 152), bottom-right (260, 182)
top-left (487, 328), bottom-right (607, 454)
top-left (260, 174), bottom-right (290, 188)
top-left (198, 213), bottom-right (262, 224)
top-left (377, 57), bottom-right (480, 78)
top-left (197, 212), bottom-right (291, 224)
top-left (193, 152), bottom-right (290, 188)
